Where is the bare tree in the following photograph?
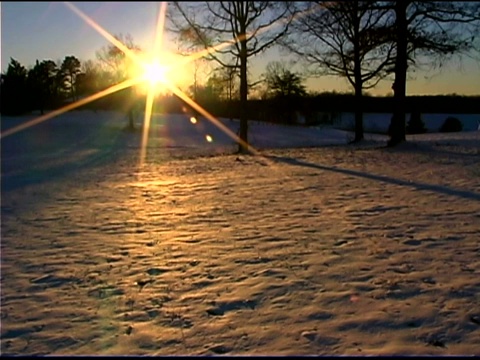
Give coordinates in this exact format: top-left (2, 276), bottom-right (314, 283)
top-left (388, 1), bottom-right (480, 146)
top-left (175, 26), bottom-right (216, 118)
top-left (283, 1), bottom-right (395, 142)
top-left (96, 33), bottom-right (140, 84)
top-left (167, 1), bottom-right (296, 153)
top-left (96, 33), bottom-right (142, 130)
top-left (202, 65), bottom-right (240, 101)
top-left (76, 60), bottom-right (102, 98)
top-left (217, 65), bottom-right (240, 101)
top-left (263, 60), bottom-right (307, 98)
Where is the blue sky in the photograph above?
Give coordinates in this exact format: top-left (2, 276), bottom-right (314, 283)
top-left (2, 2), bottom-right (479, 96)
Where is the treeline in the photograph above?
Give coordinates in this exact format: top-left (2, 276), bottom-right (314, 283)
top-left (194, 93), bottom-right (480, 126)
top-left (167, 1), bottom-right (480, 148)
top-left (301, 93), bottom-right (480, 118)
top-left (2, 1), bottom-right (480, 150)
top-left (1, 57), bottom-right (83, 116)
top-left (1, 53), bottom-right (478, 123)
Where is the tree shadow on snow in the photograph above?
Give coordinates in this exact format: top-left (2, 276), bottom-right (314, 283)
top-left (267, 153), bottom-right (480, 202)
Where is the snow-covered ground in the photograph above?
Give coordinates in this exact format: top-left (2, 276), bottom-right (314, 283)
top-left (1, 110), bottom-right (479, 355)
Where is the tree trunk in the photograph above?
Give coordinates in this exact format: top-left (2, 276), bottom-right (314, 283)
top-left (127, 88), bottom-right (135, 131)
top-left (40, 95), bottom-right (45, 115)
top-left (389, 0), bottom-right (408, 146)
top-left (128, 108), bottom-right (135, 130)
top-left (353, 0), bottom-right (364, 143)
top-left (354, 82), bottom-right (364, 142)
top-left (193, 61), bottom-right (199, 120)
top-left (39, 88), bottom-right (45, 115)
top-left (70, 73), bottom-right (76, 103)
top-left (238, 27), bottom-right (249, 154)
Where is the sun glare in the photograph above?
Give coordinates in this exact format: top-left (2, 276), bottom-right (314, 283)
top-left (1, 2), bottom-right (268, 167)
top-left (142, 61), bottom-right (168, 86)
top-left (132, 51), bottom-right (191, 95)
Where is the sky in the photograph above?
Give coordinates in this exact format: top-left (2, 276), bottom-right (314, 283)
top-left (1, 1), bottom-right (480, 96)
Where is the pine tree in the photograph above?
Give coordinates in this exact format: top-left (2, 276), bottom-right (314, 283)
top-left (406, 111), bottom-right (427, 134)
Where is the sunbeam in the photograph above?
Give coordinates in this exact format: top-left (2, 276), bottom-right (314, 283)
top-left (3, 1), bottom-right (311, 168)
top-left (166, 2), bottom-right (316, 69)
top-left (168, 83), bottom-right (267, 160)
top-left (153, 1), bottom-right (167, 55)
top-left (140, 2), bottom-right (169, 167)
top-left (64, 2), bottom-right (143, 65)
top-left (140, 86), bottom-right (156, 167)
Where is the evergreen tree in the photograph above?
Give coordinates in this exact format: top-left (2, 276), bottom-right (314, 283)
top-left (60, 55), bottom-right (82, 102)
top-left (27, 59), bottom-right (59, 114)
top-left (1, 58), bottom-right (29, 115)
top-left (406, 111), bottom-right (427, 134)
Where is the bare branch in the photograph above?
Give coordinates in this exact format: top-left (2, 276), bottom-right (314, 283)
top-left (166, 1), bottom-right (298, 151)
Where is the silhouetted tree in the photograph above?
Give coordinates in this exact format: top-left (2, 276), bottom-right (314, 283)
top-left (76, 60), bottom-right (97, 98)
top-left (264, 61), bottom-right (307, 98)
top-left (262, 60), bottom-right (307, 124)
top-left (192, 80), bottom-right (221, 104)
top-left (284, 1), bottom-right (395, 142)
top-left (1, 58), bottom-right (29, 115)
top-left (176, 26), bottom-right (215, 110)
top-left (215, 65), bottom-right (240, 101)
top-left (60, 56), bottom-right (82, 102)
top-left (406, 111), bottom-right (427, 134)
top-left (27, 59), bottom-right (59, 114)
top-left (439, 116), bottom-right (463, 133)
top-left (195, 66), bottom-right (240, 102)
top-left (96, 33), bottom-right (141, 130)
top-left (388, 1), bottom-right (480, 146)
top-left (168, 1), bottom-right (297, 153)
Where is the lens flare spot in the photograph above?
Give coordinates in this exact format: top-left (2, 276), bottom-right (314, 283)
top-left (206, 135), bottom-right (213, 143)
top-left (190, 117), bottom-right (197, 124)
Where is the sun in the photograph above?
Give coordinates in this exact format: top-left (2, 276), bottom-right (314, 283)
top-left (131, 51), bottom-right (191, 95)
top-left (142, 61), bottom-right (169, 87)
top-left (1, 2), bottom-right (254, 166)
top-left (131, 55), bottom-right (170, 94)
